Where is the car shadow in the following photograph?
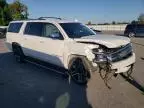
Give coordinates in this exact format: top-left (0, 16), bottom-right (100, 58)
top-left (115, 34), bottom-right (125, 36)
top-left (120, 73), bottom-right (144, 94)
top-left (141, 57), bottom-right (144, 60)
top-left (0, 52), bottom-right (92, 108)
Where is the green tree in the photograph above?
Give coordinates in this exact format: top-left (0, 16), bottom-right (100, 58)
top-left (0, 0), bottom-right (11, 25)
top-left (138, 13), bottom-right (144, 24)
top-left (87, 21), bottom-right (92, 25)
top-left (9, 0), bottom-right (28, 20)
top-left (0, 0), bottom-right (28, 25)
top-left (112, 21), bottom-right (116, 25)
top-left (131, 20), bottom-right (138, 24)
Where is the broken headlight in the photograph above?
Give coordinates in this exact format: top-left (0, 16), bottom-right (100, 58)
top-left (92, 48), bottom-right (111, 63)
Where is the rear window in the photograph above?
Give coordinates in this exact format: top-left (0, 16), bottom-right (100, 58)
top-left (8, 23), bottom-right (23, 33)
top-left (24, 22), bottom-right (43, 36)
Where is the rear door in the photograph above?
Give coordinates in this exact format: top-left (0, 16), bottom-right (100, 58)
top-left (23, 22), bottom-right (44, 58)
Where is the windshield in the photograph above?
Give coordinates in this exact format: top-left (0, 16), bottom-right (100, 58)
top-left (59, 23), bottom-right (96, 38)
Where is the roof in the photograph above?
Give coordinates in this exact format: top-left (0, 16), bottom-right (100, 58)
top-left (10, 18), bottom-right (79, 24)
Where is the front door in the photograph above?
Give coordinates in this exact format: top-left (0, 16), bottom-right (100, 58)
top-left (37, 23), bottom-right (65, 67)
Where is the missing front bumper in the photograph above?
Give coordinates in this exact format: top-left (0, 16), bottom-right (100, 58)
top-left (110, 53), bottom-right (135, 73)
top-left (93, 53), bottom-right (135, 74)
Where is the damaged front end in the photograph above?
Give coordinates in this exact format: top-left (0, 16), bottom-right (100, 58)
top-left (92, 43), bottom-right (135, 89)
top-left (92, 43), bottom-right (133, 63)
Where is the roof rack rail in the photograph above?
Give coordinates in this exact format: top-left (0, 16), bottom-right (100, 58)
top-left (38, 17), bottom-right (62, 20)
top-left (13, 18), bottom-right (41, 21)
top-left (28, 18), bottom-right (41, 20)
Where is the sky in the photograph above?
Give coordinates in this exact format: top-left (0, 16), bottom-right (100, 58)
top-left (7, 0), bottom-right (144, 23)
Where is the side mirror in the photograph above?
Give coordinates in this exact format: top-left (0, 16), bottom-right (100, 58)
top-left (50, 33), bottom-right (60, 39)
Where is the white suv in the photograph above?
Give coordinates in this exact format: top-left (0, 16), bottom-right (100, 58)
top-left (6, 17), bottom-right (135, 84)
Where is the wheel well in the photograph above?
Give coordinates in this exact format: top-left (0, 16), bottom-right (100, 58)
top-left (68, 55), bottom-right (92, 80)
top-left (12, 42), bottom-right (24, 54)
top-left (68, 54), bottom-right (98, 73)
top-left (12, 42), bottom-right (21, 48)
top-left (68, 55), bottom-right (91, 70)
top-left (68, 55), bottom-right (86, 66)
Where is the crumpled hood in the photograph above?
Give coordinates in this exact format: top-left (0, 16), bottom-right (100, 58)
top-left (74, 34), bottom-right (130, 48)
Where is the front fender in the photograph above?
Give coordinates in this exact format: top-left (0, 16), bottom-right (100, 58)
top-left (63, 41), bottom-right (99, 69)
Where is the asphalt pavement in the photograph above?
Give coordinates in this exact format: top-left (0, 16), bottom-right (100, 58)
top-left (0, 37), bottom-right (144, 108)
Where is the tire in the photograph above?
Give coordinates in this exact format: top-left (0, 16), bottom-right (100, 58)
top-left (128, 32), bottom-right (135, 38)
top-left (12, 44), bottom-right (25, 63)
top-left (0, 32), bottom-right (4, 37)
top-left (68, 57), bottom-right (90, 85)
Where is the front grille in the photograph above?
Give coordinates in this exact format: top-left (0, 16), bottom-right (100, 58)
top-left (108, 43), bottom-right (133, 62)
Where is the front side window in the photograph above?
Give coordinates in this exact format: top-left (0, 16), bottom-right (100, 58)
top-left (43, 23), bottom-right (63, 40)
top-left (59, 23), bottom-right (95, 38)
top-left (24, 22), bottom-right (43, 36)
top-left (8, 23), bottom-right (23, 33)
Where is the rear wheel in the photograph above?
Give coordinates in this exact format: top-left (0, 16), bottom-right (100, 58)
top-left (12, 44), bottom-right (25, 63)
top-left (68, 58), bottom-right (90, 85)
top-left (0, 32), bottom-right (4, 37)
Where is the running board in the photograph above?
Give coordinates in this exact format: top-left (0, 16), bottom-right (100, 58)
top-left (24, 56), bottom-right (68, 75)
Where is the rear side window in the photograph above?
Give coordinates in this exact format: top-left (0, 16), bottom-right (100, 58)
top-left (126, 25), bottom-right (135, 30)
top-left (8, 23), bottom-right (23, 33)
top-left (24, 22), bottom-right (43, 36)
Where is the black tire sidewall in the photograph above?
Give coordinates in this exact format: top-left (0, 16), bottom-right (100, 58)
top-left (68, 57), bottom-right (90, 85)
top-left (12, 45), bottom-right (25, 62)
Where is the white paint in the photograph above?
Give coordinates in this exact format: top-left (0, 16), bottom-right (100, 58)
top-left (6, 19), bottom-right (135, 74)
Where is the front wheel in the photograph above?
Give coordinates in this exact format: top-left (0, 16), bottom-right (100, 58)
top-left (68, 58), bottom-right (90, 85)
top-left (128, 32), bottom-right (135, 38)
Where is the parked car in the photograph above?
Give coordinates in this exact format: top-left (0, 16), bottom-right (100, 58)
top-left (6, 17), bottom-right (135, 84)
top-left (0, 26), bottom-right (7, 38)
top-left (124, 24), bottom-right (144, 37)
